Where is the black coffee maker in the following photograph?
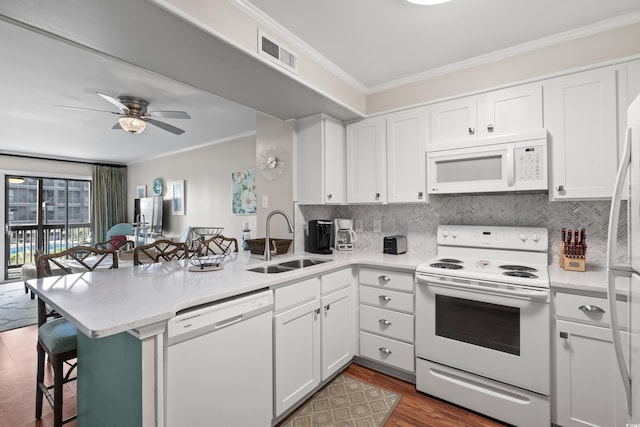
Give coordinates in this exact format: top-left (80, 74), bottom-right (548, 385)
top-left (306, 220), bottom-right (333, 254)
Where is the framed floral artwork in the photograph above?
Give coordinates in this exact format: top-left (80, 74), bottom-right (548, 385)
top-left (170, 180), bottom-right (185, 215)
top-left (232, 169), bottom-right (256, 214)
top-left (136, 185), bottom-right (146, 198)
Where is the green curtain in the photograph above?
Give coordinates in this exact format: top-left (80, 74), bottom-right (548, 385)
top-left (91, 165), bottom-right (127, 244)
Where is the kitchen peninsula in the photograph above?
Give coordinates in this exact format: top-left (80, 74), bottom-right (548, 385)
top-left (26, 250), bottom-right (424, 426)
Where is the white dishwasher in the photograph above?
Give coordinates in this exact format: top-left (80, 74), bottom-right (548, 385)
top-left (164, 289), bottom-right (274, 427)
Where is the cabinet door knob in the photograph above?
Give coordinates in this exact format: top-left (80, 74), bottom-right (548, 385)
top-left (327, 193), bottom-right (332, 200)
top-left (379, 319), bottom-right (391, 326)
top-left (579, 304), bottom-right (605, 314)
top-left (559, 331), bottom-right (569, 339)
top-left (378, 295), bottom-right (391, 302)
top-left (375, 193), bottom-right (380, 200)
top-left (418, 191), bottom-right (423, 199)
top-left (378, 275), bottom-right (391, 282)
top-left (468, 127), bottom-right (475, 135)
top-left (487, 124), bottom-right (494, 132)
top-left (555, 185), bottom-right (565, 192)
top-left (325, 304), bottom-right (331, 311)
top-left (378, 347), bottom-right (392, 355)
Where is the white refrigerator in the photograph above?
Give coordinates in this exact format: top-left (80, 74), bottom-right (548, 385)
top-left (607, 93), bottom-right (640, 422)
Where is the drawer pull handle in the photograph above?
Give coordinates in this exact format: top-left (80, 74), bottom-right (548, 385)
top-left (378, 295), bottom-right (391, 302)
top-left (379, 319), bottom-right (391, 326)
top-left (379, 347), bottom-right (392, 355)
top-left (579, 304), bottom-right (605, 314)
top-left (379, 275), bottom-right (391, 282)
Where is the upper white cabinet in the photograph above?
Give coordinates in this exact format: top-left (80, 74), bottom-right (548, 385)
top-left (346, 116), bottom-right (387, 204)
top-left (386, 107), bottom-right (428, 203)
top-left (429, 82), bottom-right (543, 145)
top-left (297, 114), bottom-right (345, 204)
top-left (545, 67), bottom-right (618, 200)
top-left (346, 106), bottom-right (428, 204)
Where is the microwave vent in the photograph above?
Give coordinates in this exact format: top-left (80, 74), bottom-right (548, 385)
top-left (258, 30), bottom-right (298, 74)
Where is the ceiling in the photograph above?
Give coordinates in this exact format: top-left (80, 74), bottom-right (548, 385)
top-left (2, 0), bottom-right (640, 165)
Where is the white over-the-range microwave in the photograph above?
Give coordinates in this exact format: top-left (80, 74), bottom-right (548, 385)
top-left (426, 129), bottom-right (548, 194)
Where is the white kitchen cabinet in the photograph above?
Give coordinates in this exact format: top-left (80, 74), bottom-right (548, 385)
top-left (346, 116), bottom-right (387, 204)
top-left (546, 67), bottom-right (618, 200)
top-left (386, 107), bottom-right (428, 203)
top-left (274, 278), bottom-right (321, 416)
top-left (429, 82), bottom-right (543, 145)
top-left (358, 267), bottom-right (415, 373)
top-left (553, 290), bottom-right (628, 427)
top-left (297, 114), bottom-right (346, 205)
top-left (346, 107), bottom-right (428, 204)
top-left (274, 269), bottom-right (354, 416)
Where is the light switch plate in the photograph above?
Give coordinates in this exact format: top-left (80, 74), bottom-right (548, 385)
top-left (262, 195), bottom-right (269, 208)
top-left (373, 219), bottom-right (382, 233)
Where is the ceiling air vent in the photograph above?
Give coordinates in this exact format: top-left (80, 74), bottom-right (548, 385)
top-left (258, 30), bottom-right (298, 74)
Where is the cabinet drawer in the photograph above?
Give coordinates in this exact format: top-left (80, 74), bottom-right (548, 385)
top-left (359, 305), bottom-right (414, 343)
top-left (555, 292), bottom-right (628, 329)
top-left (274, 277), bottom-right (319, 312)
top-left (359, 286), bottom-right (413, 313)
top-left (359, 331), bottom-right (414, 372)
top-left (359, 268), bottom-right (414, 292)
top-left (321, 268), bottom-right (352, 295)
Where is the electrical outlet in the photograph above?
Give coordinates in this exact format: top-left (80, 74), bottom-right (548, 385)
top-left (262, 195), bottom-right (269, 208)
top-left (373, 219), bottom-right (382, 233)
top-left (355, 220), bottom-right (363, 233)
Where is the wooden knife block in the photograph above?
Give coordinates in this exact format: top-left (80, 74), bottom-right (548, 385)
top-left (559, 242), bottom-right (586, 272)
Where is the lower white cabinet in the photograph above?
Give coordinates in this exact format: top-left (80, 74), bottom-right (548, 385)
top-left (358, 267), bottom-right (415, 373)
top-left (274, 269), bottom-right (354, 417)
top-left (554, 291), bottom-right (628, 427)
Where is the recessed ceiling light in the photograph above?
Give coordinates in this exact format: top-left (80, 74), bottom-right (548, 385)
top-left (406, 0), bottom-right (452, 5)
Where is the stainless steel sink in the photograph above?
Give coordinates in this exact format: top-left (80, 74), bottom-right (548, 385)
top-left (277, 258), bottom-right (331, 269)
top-left (246, 258), bottom-right (332, 274)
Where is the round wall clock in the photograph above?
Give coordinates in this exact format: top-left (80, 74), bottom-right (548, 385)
top-left (259, 145), bottom-right (286, 181)
top-left (152, 178), bottom-right (163, 196)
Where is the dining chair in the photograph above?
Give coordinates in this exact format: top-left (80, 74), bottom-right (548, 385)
top-left (133, 239), bottom-right (189, 266)
top-left (35, 246), bottom-right (118, 427)
top-left (200, 234), bottom-right (239, 255)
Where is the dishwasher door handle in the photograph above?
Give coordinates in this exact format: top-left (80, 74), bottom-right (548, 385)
top-left (214, 314), bottom-right (244, 330)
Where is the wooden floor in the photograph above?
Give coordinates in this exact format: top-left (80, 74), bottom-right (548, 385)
top-left (0, 324), bottom-right (505, 427)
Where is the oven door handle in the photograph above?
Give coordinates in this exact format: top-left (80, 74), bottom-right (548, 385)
top-left (417, 275), bottom-right (549, 300)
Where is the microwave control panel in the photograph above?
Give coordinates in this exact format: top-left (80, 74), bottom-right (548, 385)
top-left (515, 146), bottom-right (544, 181)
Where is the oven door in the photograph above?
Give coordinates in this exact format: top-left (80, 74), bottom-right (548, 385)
top-left (415, 274), bottom-right (549, 395)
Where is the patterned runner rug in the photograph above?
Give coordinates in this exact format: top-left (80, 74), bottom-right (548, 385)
top-left (0, 281), bottom-right (37, 333)
top-left (281, 373), bottom-right (401, 427)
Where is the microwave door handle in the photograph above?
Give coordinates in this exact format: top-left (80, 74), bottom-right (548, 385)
top-left (506, 146), bottom-right (515, 188)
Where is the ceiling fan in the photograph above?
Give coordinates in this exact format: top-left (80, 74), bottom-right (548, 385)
top-left (55, 92), bottom-right (191, 135)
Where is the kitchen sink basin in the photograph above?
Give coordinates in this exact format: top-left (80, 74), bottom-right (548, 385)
top-left (277, 258), bottom-right (331, 269)
top-left (246, 258), bottom-right (332, 274)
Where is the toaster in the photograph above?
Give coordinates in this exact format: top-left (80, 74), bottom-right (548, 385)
top-left (383, 235), bottom-right (407, 254)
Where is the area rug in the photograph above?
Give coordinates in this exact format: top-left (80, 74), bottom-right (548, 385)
top-left (0, 281), bottom-right (37, 333)
top-left (281, 373), bottom-right (401, 427)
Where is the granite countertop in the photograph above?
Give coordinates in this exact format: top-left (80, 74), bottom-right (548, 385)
top-left (26, 250), bottom-right (426, 339)
top-left (548, 263), bottom-right (630, 296)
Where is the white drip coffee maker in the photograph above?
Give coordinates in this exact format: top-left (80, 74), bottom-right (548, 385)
top-left (334, 219), bottom-right (357, 251)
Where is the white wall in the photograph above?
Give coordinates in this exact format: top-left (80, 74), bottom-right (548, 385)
top-left (127, 133), bottom-right (257, 244)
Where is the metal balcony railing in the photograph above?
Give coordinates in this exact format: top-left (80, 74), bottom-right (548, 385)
top-left (7, 223), bottom-right (92, 270)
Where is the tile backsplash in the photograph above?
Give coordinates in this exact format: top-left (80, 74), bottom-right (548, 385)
top-left (294, 193), bottom-right (627, 269)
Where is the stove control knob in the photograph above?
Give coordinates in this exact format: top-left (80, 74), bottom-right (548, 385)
top-left (531, 233), bottom-right (540, 243)
top-left (442, 230), bottom-right (449, 238)
top-left (519, 233), bottom-right (528, 242)
top-left (451, 230), bottom-right (459, 239)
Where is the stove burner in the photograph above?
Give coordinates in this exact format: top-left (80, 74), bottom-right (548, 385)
top-left (438, 258), bottom-right (462, 264)
top-left (430, 262), bottom-right (463, 270)
top-left (499, 265), bottom-right (538, 272)
top-left (503, 271), bottom-right (538, 279)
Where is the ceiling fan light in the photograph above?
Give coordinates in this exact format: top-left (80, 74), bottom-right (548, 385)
top-left (406, 0), bottom-right (452, 5)
top-left (119, 116), bottom-right (147, 134)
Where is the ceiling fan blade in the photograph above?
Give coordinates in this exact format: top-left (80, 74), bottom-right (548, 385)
top-left (112, 122), bottom-right (122, 130)
top-left (96, 92), bottom-right (129, 113)
top-left (148, 111), bottom-right (191, 119)
top-left (147, 118), bottom-right (185, 135)
top-left (55, 105), bottom-right (120, 114)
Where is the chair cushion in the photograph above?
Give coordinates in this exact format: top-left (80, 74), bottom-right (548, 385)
top-left (39, 318), bottom-right (77, 354)
top-left (108, 234), bottom-right (128, 250)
